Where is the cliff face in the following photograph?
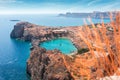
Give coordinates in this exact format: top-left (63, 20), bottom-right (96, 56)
top-left (23, 27), bottom-right (69, 42)
top-left (27, 47), bottom-right (73, 80)
top-left (10, 22), bottom-right (24, 38)
top-left (10, 22), bottom-right (33, 38)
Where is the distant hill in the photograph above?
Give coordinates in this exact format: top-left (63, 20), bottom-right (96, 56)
top-left (58, 11), bottom-right (118, 19)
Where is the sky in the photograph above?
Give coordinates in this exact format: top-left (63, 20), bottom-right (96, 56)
top-left (0, 0), bottom-right (119, 14)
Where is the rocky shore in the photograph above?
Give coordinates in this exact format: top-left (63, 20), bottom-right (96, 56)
top-left (10, 22), bottom-right (87, 80)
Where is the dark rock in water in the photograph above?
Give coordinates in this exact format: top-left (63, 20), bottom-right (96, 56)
top-left (10, 22), bottom-right (33, 39)
top-left (10, 23), bottom-right (24, 38)
top-left (27, 47), bottom-right (73, 80)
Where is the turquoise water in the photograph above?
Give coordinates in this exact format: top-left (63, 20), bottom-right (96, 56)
top-left (0, 14), bottom-right (110, 80)
top-left (40, 38), bottom-right (77, 54)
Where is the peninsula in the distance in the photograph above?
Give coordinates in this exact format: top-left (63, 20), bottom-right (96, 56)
top-left (58, 11), bottom-right (117, 19)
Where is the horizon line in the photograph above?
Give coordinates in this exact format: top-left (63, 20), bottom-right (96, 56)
top-left (0, 10), bottom-right (119, 15)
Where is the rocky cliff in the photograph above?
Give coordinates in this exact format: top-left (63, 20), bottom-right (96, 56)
top-left (10, 22), bottom-right (33, 38)
top-left (10, 22), bottom-right (69, 46)
top-left (10, 22), bottom-right (87, 48)
top-left (27, 47), bottom-right (73, 80)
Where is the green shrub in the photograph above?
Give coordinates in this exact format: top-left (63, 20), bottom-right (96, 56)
top-left (78, 48), bottom-right (89, 54)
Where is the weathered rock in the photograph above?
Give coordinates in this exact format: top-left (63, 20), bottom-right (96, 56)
top-left (10, 22), bottom-right (70, 42)
top-left (27, 47), bottom-right (73, 80)
top-left (10, 22), bottom-right (33, 38)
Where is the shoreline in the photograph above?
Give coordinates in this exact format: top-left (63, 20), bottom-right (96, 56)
top-left (39, 37), bottom-right (78, 55)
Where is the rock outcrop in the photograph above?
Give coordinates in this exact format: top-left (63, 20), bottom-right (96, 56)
top-left (10, 22), bottom-right (33, 38)
top-left (10, 22), bottom-right (69, 45)
top-left (27, 47), bottom-right (73, 80)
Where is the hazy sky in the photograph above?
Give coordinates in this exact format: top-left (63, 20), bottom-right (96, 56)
top-left (0, 0), bottom-right (119, 14)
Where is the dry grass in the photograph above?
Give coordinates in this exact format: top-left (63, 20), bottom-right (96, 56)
top-left (62, 12), bottom-right (120, 80)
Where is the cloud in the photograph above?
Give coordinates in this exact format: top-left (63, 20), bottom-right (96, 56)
top-left (87, 0), bottom-right (100, 6)
top-left (0, 6), bottom-right (6, 9)
top-left (102, 2), bottom-right (120, 10)
top-left (0, 0), bottom-right (23, 4)
top-left (0, 0), bottom-right (119, 14)
top-left (0, 0), bottom-right (24, 9)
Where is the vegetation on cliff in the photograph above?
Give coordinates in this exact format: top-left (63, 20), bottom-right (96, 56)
top-left (78, 48), bottom-right (89, 54)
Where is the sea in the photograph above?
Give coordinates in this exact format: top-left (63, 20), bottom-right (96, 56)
top-left (0, 14), bottom-right (110, 80)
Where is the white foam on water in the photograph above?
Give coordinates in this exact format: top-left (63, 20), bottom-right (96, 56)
top-left (7, 58), bottom-right (18, 64)
top-left (7, 61), bottom-right (13, 64)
